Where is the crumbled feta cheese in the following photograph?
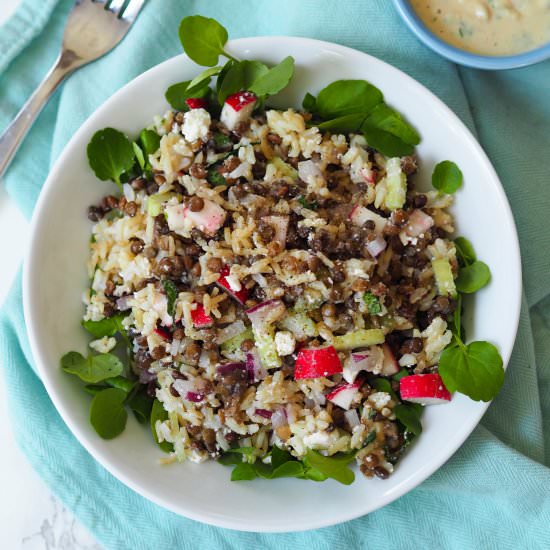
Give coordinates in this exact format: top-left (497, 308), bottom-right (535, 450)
top-left (89, 336), bottom-right (117, 354)
top-left (181, 108), bottom-right (211, 142)
top-left (303, 431), bottom-right (333, 450)
top-left (274, 330), bottom-right (296, 356)
top-left (368, 391), bottom-right (391, 411)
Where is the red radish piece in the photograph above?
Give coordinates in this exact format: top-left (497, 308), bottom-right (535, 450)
top-left (216, 265), bottom-right (249, 304)
top-left (154, 327), bottom-right (171, 341)
top-left (246, 299), bottom-right (286, 326)
top-left (348, 205), bottom-right (387, 233)
top-left (359, 167), bottom-right (376, 185)
top-left (191, 303), bottom-right (213, 328)
top-left (400, 373), bottom-right (451, 405)
top-left (405, 209), bottom-right (434, 238)
top-left (366, 235), bottom-right (387, 258)
top-left (165, 199), bottom-right (226, 237)
top-left (220, 91), bottom-right (257, 131)
top-left (263, 215), bottom-right (289, 249)
top-left (343, 346), bottom-right (384, 383)
top-left (326, 381), bottom-right (361, 410)
top-left (381, 343), bottom-right (400, 376)
top-left (185, 98), bottom-right (208, 110)
top-left (294, 345), bottom-right (343, 380)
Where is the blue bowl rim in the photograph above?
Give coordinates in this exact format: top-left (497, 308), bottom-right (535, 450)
top-left (392, 0), bottom-right (550, 70)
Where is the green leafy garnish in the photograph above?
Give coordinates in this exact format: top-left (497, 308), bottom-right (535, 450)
top-left (455, 261), bottom-right (491, 293)
top-left (302, 92), bottom-right (317, 113)
top-left (61, 351), bottom-right (123, 384)
top-left (249, 56), bottom-right (295, 97)
top-left (213, 132), bottom-right (233, 149)
top-left (178, 15), bottom-right (235, 67)
top-left (392, 368), bottom-right (409, 381)
top-left (127, 389), bottom-right (153, 424)
top-left (81, 313), bottom-right (127, 339)
top-left (207, 165), bottom-right (227, 186)
top-left (370, 378), bottom-right (398, 400)
top-left (394, 403), bottom-right (423, 436)
top-left (454, 236), bottom-right (477, 266)
top-left (140, 129), bottom-right (161, 156)
top-left (432, 160), bottom-right (463, 194)
top-left (363, 291), bottom-right (382, 315)
top-left (150, 399), bottom-right (174, 453)
top-left (165, 80), bottom-right (210, 111)
top-left (364, 430), bottom-right (376, 446)
top-left (439, 340), bottom-right (504, 402)
top-left (302, 450), bottom-right (355, 485)
top-left (132, 142), bottom-right (145, 170)
top-left (90, 388), bottom-right (128, 439)
top-left (87, 128), bottom-right (136, 191)
top-left (217, 60), bottom-right (268, 103)
top-left (188, 66), bottom-right (223, 90)
top-left (161, 279), bottom-right (178, 317)
top-left (316, 80), bottom-right (383, 119)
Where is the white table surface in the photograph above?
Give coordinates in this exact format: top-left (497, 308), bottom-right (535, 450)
top-left (0, 0), bottom-right (102, 547)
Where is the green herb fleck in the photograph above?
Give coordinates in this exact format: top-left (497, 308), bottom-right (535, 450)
top-left (162, 279), bottom-right (178, 317)
top-left (363, 292), bottom-right (382, 315)
top-left (207, 166), bottom-right (227, 186)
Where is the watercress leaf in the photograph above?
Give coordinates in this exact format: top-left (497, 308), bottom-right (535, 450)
top-left (271, 446), bottom-right (294, 469)
top-left (302, 92), bottom-right (317, 113)
top-left (218, 453), bottom-right (243, 466)
top-left (394, 403), bottom-right (423, 436)
top-left (87, 128), bottom-right (135, 189)
top-left (364, 103), bottom-right (420, 146)
top-left (150, 399), bottom-right (174, 453)
top-left (253, 461), bottom-right (275, 478)
top-left (216, 59), bottom-right (235, 97)
top-left (188, 66), bottom-right (222, 90)
top-left (302, 466), bottom-right (328, 482)
top-left (132, 142), bottom-right (145, 170)
top-left (370, 378), bottom-right (398, 401)
top-left (231, 463), bottom-right (257, 481)
top-left (127, 389), bottom-right (153, 424)
top-left (432, 160), bottom-right (463, 194)
top-left (270, 461), bottom-right (304, 479)
top-left (61, 352), bottom-right (123, 383)
top-left (140, 129), bottom-right (161, 156)
top-left (161, 279), bottom-right (178, 317)
top-left (454, 236), bottom-right (477, 267)
top-left (317, 113), bottom-right (367, 133)
top-left (81, 313), bottom-right (127, 338)
top-left (249, 56), bottom-right (295, 97)
top-left (105, 376), bottom-right (136, 394)
top-left (213, 132), bottom-right (233, 149)
top-left (165, 80), bottom-right (211, 111)
top-left (452, 293), bottom-right (463, 340)
top-left (225, 446), bottom-right (256, 456)
top-left (303, 450), bottom-right (355, 485)
top-left (392, 369), bottom-right (409, 381)
top-left (455, 261), bottom-right (491, 293)
top-left (316, 80), bottom-right (383, 119)
top-left (364, 430), bottom-right (376, 446)
top-left (89, 388), bottom-right (128, 439)
top-left (218, 60), bottom-right (269, 104)
top-left (178, 15), bottom-right (229, 67)
top-left (83, 384), bottom-right (107, 396)
top-left (439, 341), bottom-right (504, 402)
top-left (363, 291), bottom-right (382, 315)
top-left (362, 124), bottom-right (414, 157)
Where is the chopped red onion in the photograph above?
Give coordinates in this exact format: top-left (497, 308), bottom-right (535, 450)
top-left (115, 295), bottom-right (132, 311)
top-left (138, 369), bottom-right (157, 384)
top-left (255, 408), bottom-right (273, 419)
top-left (263, 215), bottom-right (289, 249)
top-left (366, 235), bottom-right (387, 258)
top-left (245, 349), bottom-right (267, 382)
top-left (271, 406), bottom-right (288, 429)
top-left (216, 362), bottom-right (247, 376)
top-left (246, 299), bottom-right (286, 326)
top-left (344, 409), bottom-right (361, 429)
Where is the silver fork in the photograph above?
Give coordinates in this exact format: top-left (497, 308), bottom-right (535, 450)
top-left (0, 0), bottom-right (145, 178)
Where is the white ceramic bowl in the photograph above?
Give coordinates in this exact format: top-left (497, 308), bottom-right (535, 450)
top-left (23, 37), bottom-right (521, 532)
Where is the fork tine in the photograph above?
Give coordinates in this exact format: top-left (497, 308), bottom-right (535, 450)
top-left (105, 0), bottom-right (125, 13)
top-left (121, 0), bottom-right (145, 22)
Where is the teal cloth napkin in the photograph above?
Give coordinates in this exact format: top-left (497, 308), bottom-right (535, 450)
top-left (1, 1), bottom-right (550, 548)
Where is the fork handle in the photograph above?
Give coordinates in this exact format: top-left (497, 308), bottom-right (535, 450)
top-left (0, 52), bottom-right (73, 180)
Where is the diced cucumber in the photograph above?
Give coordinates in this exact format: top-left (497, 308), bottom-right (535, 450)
top-left (279, 312), bottom-right (318, 340)
top-left (252, 326), bottom-right (281, 369)
top-left (220, 327), bottom-right (254, 360)
top-left (294, 288), bottom-right (324, 313)
top-left (147, 192), bottom-right (177, 217)
top-left (384, 157), bottom-right (406, 210)
top-left (270, 157), bottom-right (298, 180)
top-left (332, 329), bottom-right (385, 351)
top-left (432, 258), bottom-right (457, 297)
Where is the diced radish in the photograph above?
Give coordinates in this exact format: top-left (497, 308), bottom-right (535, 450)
top-left (246, 349), bottom-right (267, 382)
top-left (165, 199), bottom-right (226, 237)
top-left (359, 166), bottom-right (376, 185)
top-left (191, 303), bottom-right (213, 328)
top-left (154, 327), bottom-right (171, 341)
top-left (294, 345), bottom-right (343, 380)
top-left (217, 265), bottom-right (249, 304)
top-left (220, 91), bottom-right (257, 131)
top-left (246, 299), bottom-right (286, 326)
top-left (366, 235), bottom-right (387, 258)
top-left (343, 346), bottom-right (384, 383)
top-left (399, 373), bottom-right (451, 405)
top-left (405, 209), bottom-right (434, 238)
top-left (326, 381), bottom-right (361, 410)
top-left (348, 205), bottom-right (387, 233)
top-left (186, 98), bottom-right (208, 110)
top-left (263, 215), bottom-right (289, 249)
top-left (381, 343), bottom-right (400, 376)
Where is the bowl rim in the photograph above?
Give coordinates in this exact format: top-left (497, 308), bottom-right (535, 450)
top-left (392, 0), bottom-right (550, 70)
top-left (22, 35), bottom-right (522, 532)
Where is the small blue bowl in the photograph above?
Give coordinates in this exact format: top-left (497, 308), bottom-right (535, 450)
top-left (392, 0), bottom-right (550, 70)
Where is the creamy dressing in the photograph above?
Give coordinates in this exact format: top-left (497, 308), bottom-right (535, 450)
top-left (410, 0), bottom-right (550, 56)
